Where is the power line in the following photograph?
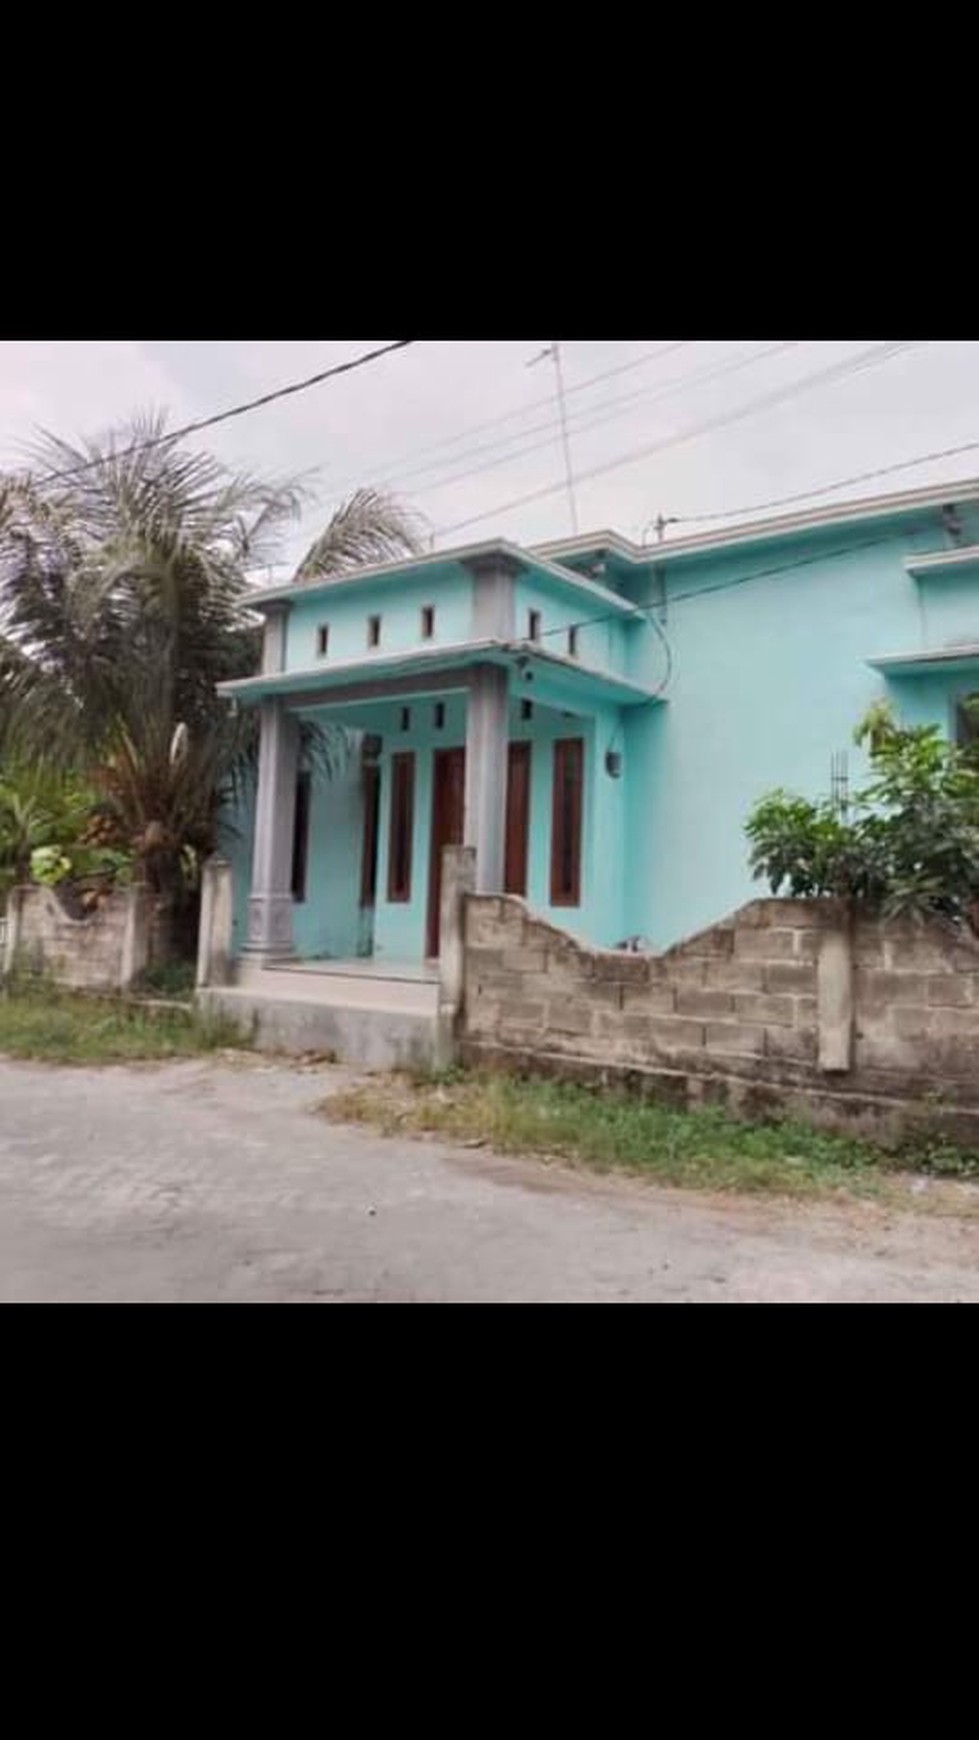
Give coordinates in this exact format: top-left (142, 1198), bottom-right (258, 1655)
top-left (670, 436), bottom-right (979, 526)
top-left (433, 340), bottom-right (925, 540)
top-left (322, 341), bottom-right (692, 500)
top-left (13, 340), bottom-right (416, 489)
top-left (401, 341), bottom-right (803, 502)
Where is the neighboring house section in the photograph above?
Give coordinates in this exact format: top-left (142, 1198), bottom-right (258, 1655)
top-left (218, 478), bottom-right (979, 966)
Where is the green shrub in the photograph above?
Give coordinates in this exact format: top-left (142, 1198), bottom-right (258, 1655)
top-left (746, 703), bottom-right (979, 930)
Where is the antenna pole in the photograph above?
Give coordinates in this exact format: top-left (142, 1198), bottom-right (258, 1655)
top-left (550, 342), bottom-right (578, 536)
top-left (527, 342), bottom-right (578, 535)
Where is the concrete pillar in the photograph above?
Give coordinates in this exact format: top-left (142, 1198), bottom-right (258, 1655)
top-left (818, 911), bottom-right (854, 1073)
top-left (119, 885), bottom-right (151, 990)
top-left (262, 603), bottom-right (289, 674)
top-left (196, 856), bottom-right (234, 989)
top-left (246, 698), bottom-right (299, 956)
top-left (437, 844), bottom-right (476, 1023)
top-left (466, 551), bottom-right (520, 640)
top-left (2, 885), bottom-right (24, 978)
top-left (464, 665), bottom-right (509, 894)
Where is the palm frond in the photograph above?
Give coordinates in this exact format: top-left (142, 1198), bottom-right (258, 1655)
top-left (295, 487), bottom-right (424, 583)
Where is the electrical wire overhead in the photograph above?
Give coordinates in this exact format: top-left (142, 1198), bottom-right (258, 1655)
top-left (7, 340), bottom-right (416, 489)
top-left (395, 341), bottom-right (802, 501)
top-left (433, 340), bottom-right (925, 540)
top-left (670, 436), bottom-right (979, 526)
top-left (322, 341), bottom-right (692, 499)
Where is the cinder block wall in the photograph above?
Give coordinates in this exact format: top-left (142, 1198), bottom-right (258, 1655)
top-left (461, 895), bottom-right (979, 1146)
top-left (7, 886), bottom-right (136, 992)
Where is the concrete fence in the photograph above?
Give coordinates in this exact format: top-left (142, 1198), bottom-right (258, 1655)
top-left (457, 888), bottom-right (979, 1148)
top-left (2, 882), bottom-right (151, 992)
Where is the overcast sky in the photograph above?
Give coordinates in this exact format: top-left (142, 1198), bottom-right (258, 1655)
top-left (2, 339), bottom-right (977, 578)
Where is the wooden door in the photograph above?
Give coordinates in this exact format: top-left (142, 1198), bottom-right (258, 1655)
top-left (427, 747), bottom-right (466, 957)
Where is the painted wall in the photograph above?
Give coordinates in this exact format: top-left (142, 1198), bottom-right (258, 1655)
top-left (222, 746), bottom-right (365, 962)
top-left (620, 512), bottom-right (979, 948)
top-left (285, 572), bottom-right (474, 671)
top-left (514, 574), bottom-right (629, 676)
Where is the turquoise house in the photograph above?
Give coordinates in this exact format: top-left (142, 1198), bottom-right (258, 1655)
top-left (219, 476), bottom-right (979, 967)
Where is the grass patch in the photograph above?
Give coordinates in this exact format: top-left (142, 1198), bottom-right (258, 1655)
top-left (324, 1069), bottom-right (979, 1201)
top-left (133, 958), bottom-right (197, 999)
top-left (0, 976), bottom-right (249, 1064)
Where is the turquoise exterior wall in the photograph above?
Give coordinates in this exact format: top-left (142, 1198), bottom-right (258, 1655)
top-left (514, 574), bottom-right (629, 676)
top-left (221, 750), bottom-right (365, 961)
top-left (620, 515), bottom-right (979, 947)
top-left (285, 572), bottom-right (473, 670)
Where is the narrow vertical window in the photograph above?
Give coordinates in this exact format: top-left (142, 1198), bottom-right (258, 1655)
top-left (387, 753), bottom-right (415, 903)
top-left (434, 701), bottom-right (446, 729)
top-left (550, 738), bottom-right (583, 907)
top-left (528, 608), bottom-right (541, 641)
top-left (291, 771), bottom-right (311, 902)
top-left (521, 699), bottom-right (534, 721)
top-left (360, 763), bottom-right (381, 908)
top-left (400, 706), bottom-right (411, 732)
top-left (317, 625), bottom-right (329, 658)
top-left (567, 625), bottom-right (579, 658)
top-left (421, 605), bottom-right (435, 640)
top-left (368, 614), bottom-right (382, 649)
top-left (505, 741), bottom-right (531, 897)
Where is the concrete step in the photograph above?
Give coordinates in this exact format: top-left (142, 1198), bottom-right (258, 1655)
top-left (199, 985), bottom-right (439, 1070)
top-left (233, 960), bottom-right (438, 1015)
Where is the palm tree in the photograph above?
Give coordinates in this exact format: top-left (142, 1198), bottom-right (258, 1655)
top-left (0, 415), bottom-right (423, 948)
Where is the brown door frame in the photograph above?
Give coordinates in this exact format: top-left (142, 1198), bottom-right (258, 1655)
top-left (427, 746), bottom-right (466, 958)
top-left (504, 740), bottom-right (531, 897)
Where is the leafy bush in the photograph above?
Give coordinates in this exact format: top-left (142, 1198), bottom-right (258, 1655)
top-left (746, 702), bottom-right (979, 930)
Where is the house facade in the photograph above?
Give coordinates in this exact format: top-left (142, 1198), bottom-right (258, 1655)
top-left (219, 477), bottom-right (979, 967)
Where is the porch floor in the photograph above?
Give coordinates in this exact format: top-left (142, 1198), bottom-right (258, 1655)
top-left (265, 956), bottom-right (437, 985)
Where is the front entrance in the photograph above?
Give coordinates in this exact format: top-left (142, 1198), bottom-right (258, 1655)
top-left (427, 741), bottom-right (533, 957)
top-left (427, 747), bottom-right (466, 957)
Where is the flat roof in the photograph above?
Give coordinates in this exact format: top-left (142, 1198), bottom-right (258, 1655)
top-left (244, 539), bottom-right (644, 619)
top-left (532, 474), bottom-right (979, 569)
top-left (218, 637), bottom-right (661, 710)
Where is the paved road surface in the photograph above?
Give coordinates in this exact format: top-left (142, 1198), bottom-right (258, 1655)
top-left (1, 1054), bottom-right (978, 1302)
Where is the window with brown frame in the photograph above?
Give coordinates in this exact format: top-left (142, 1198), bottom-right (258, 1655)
top-left (550, 738), bottom-right (583, 907)
top-left (360, 763), bottom-right (381, 908)
top-left (291, 771), bottom-right (311, 902)
top-left (387, 752), bottom-right (415, 903)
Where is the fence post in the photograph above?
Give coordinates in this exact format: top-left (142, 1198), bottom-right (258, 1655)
top-left (2, 886), bottom-right (25, 979)
top-left (817, 904), bottom-right (854, 1072)
top-left (119, 884), bottom-right (151, 990)
top-left (435, 844), bottom-right (476, 1068)
top-left (196, 856), bottom-right (233, 990)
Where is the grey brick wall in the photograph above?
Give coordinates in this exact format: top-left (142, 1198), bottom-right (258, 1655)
top-left (9, 886), bottom-right (139, 992)
top-left (460, 896), bottom-right (979, 1146)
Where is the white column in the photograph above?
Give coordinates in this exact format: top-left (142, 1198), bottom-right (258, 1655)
top-left (246, 699), bottom-right (299, 955)
top-left (464, 665), bottom-right (509, 894)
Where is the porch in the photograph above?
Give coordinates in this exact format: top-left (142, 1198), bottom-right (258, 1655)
top-left (221, 637), bottom-right (658, 973)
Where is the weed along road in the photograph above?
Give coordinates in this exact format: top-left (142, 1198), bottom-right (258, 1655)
top-left (1, 1054), bottom-right (979, 1302)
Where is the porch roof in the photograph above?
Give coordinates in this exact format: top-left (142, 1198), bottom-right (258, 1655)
top-left (867, 644), bottom-right (979, 678)
top-left (217, 638), bottom-right (662, 711)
